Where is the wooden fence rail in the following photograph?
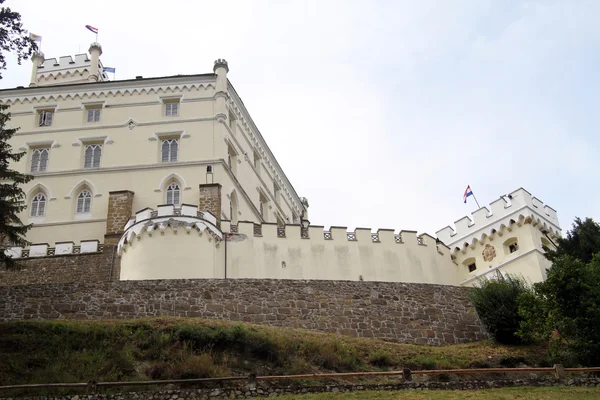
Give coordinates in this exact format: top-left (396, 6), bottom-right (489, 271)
top-left (0, 365), bottom-right (598, 394)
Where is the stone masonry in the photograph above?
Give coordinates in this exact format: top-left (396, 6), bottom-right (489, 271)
top-left (105, 190), bottom-right (135, 244)
top-left (0, 252), bottom-right (113, 286)
top-left (0, 279), bottom-right (488, 345)
top-left (199, 183), bottom-right (222, 228)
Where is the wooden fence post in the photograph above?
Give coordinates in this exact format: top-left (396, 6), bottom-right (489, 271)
top-left (403, 368), bottom-right (412, 381)
top-left (554, 364), bottom-right (566, 380)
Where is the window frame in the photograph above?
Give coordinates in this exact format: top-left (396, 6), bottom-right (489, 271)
top-left (30, 193), bottom-right (47, 217)
top-left (165, 101), bottom-right (180, 117)
top-left (83, 143), bottom-right (103, 169)
top-left (76, 189), bottom-right (93, 215)
top-left (161, 138), bottom-right (179, 163)
top-left (86, 108), bottom-right (101, 123)
top-left (37, 110), bottom-right (54, 127)
top-left (165, 182), bottom-right (181, 205)
top-left (30, 147), bottom-right (50, 173)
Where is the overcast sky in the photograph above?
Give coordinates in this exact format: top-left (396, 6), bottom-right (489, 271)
top-left (2, 0), bottom-right (599, 236)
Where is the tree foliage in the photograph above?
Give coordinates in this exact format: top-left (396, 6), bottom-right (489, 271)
top-left (468, 273), bottom-right (531, 345)
top-left (519, 218), bottom-right (600, 366)
top-left (0, 0), bottom-right (36, 79)
top-left (0, 0), bottom-right (36, 267)
top-left (544, 217), bottom-right (600, 264)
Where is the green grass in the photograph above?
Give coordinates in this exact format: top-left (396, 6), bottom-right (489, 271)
top-left (266, 386), bottom-right (600, 400)
top-left (0, 318), bottom-right (551, 392)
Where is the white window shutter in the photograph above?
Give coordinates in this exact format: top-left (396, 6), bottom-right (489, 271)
top-left (45, 111), bottom-right (53, 126)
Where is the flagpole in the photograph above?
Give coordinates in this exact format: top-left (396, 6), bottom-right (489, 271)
top-left (471, 191), bottom-right (481, 209)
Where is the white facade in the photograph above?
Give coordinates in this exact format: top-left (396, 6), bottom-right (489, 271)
top-left (1, 44), bottom-right (306, 248)
top-left (1, 44), bottom-right (562, 286)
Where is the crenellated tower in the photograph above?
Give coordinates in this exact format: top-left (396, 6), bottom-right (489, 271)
top-left (436, 188), bottom-right (561, 286)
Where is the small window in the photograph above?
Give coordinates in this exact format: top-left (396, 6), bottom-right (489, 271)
top-left (84, 144), bottom-right (102, 168)
top-left (30, 148), bottom-right (49, 173)
top-left (509, 242), bottom-right (519, 253)
top-left (166, 182), bottom-right (181, 205)
top-left (38, 110), bottom-right (53, 127)
top-left (86, 108), bottom-right (101, 123)
top-left (468, 263), bottom-right (477, 273)
top-left (165, 102), bottom-right (179, 117)
top-left (227, 152), bottom-right (232, 169)
top-left (30, 193), bottom-right (46, 217)
top-left (259, 199), bottom-right (264, 218)
top-left (76, 190), bottom-right (92, 214)
top-left (161, 139), bottom-right (178, 162)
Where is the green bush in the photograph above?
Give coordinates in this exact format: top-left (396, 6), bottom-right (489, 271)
top-left (468, 272), bottom-right (531, 345)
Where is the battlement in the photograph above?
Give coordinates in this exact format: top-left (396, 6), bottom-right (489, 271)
top-left (4, 240), bottom-right (103, 259)
top-left (35, 47), bottom-right (109, 84)
top-left (436, 188), bottom-right (561, 247)
top-left (222, 220), bottom-right (440, 248)
top-left (118, 204), bottom-right (222, 254)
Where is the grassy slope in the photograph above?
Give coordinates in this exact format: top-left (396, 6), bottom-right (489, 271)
top-left (0, 318), bottom-right (550, 387)
top-left (267, 387), bottom-right (600, 400)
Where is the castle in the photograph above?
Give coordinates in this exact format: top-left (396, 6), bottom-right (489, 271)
top-left (0, 43), bottom-right (562, 287)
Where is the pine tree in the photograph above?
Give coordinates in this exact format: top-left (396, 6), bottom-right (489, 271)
top-left (0, 0), bottom-right (37, 267)
top-left (0, 105), bottom-right (32, 266)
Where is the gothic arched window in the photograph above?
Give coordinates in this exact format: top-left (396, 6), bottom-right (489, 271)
top-left (76, 190), bottom-right (92, 214)
top-left (30, 193), bottom-right (47, 217)
top-left (166, 182), bottom-right (181, 205)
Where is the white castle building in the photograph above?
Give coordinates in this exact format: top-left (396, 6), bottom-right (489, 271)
top-left (0, 43), bottom-right (562, 286)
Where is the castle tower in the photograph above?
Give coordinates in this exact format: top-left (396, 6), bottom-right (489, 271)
top-left (29, 42), bottom-right (109, 86)
top-left (436, 188), bottom-right (561, 286)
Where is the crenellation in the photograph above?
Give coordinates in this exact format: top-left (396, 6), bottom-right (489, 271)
top-left (436, 188), bottom-right (561, 249)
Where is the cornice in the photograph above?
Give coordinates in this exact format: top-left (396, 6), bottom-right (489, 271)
top-left (0, 75), bottom-right (217, 105)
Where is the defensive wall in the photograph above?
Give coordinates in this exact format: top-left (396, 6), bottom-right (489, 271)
top-left (0, 185), bottom-right (489, 345)
top-left (0, 279), bottom-right (487, 345)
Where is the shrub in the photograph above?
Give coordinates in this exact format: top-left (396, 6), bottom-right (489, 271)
top-left (368, 349), bottom-right (395, 367)
top-left (468, 272), bottom-right (531, 344)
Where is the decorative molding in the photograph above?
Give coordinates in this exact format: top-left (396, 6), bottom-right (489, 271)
top-left (15, 116), bottom-right (215, 136)
top-left (27, 217), bottom-right (107, 228)
top-left (1, 79), bottom-right (216, 106)
top-left (27, 158), bottom-right (224, 177)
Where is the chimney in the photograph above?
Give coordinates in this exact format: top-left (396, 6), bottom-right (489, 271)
top-left (104, 190), bottom-right (135, 245)
top-left (88, 42), bottom-right (103, 82)
top-left (29, 52), bottom-right (45, 87)
top-left (199, 183), bottom-right (222, 228)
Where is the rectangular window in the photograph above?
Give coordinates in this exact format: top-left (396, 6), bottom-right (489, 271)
top-left (38, 110), bottom-right (53, 127)
top-left (161, 139), bottom-right (179, 162)
top-left (84, 144), bottom-right (102, 168)
top-left (165, 102), bottom-right (179, 116)
top-left (30, 148), bottom-right (49, 173)
top-left (468, 263), bottom-right (477, 273)
top-left (87, 108), bottom-right (101, 122)
top-left (509, 243), bottom-right (519, 253)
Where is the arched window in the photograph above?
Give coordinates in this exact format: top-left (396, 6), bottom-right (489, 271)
top-left (30, 148), bottom-right (49, 173)
top-left (161, 139), bottom-right (178, 162)
top-left (76, 190), bottom-right (92, 214)
top-left (166, 182), bottom-right (181, 205)
top-left (84, 144), bottom-right (102, 168)
top-left (30, 193), bottom-right (46, 217)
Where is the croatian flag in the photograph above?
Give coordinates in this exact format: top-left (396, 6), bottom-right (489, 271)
top-left (463, 185), bottom-right (474, 204)
top-left (85, 25), bottom-right (99, 34)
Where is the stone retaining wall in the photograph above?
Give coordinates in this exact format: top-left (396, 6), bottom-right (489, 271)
top-left (0, 279), bottom-right (487, 345)
top-left (0, 249), bottom-right (115, 286)
top-left (1, 378), bottom-right (599, 399)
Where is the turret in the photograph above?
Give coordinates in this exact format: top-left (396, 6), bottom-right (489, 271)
top-left (88, 42), bottom-right (103, 82)
top-left (29, 52), bottom-right (45, 87)
top-left (213, 59), bottom-right (229, 122)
